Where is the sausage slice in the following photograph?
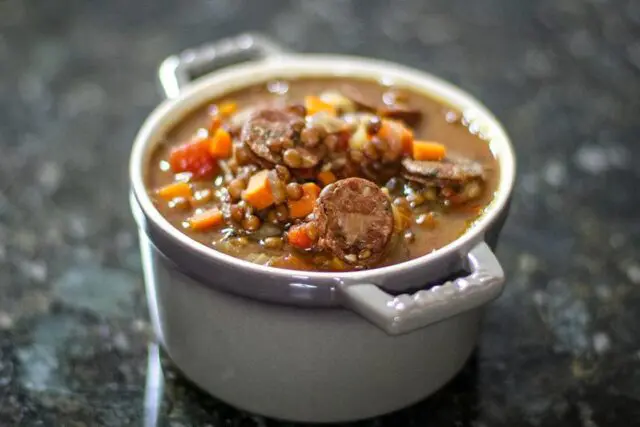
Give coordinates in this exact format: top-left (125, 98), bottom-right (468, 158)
top-left (241, 108), bottom-right (301, 164)
top-left (241, 108), bottom-right (325, 168)
top-left (341, 85), bottom-right (423, 127)
top-left (401, 156), bottom-right (485, 186)
top-left (314, 178), bottom-right (394, 267)
top-left (379, 106), bottom-right (423, 128)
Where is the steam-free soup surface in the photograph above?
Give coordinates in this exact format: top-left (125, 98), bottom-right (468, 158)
top-left (146, 78), bottom-right (498, 271)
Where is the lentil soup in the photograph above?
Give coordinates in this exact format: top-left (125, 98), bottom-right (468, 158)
top-left (146, 78), bottom-right (499, 271)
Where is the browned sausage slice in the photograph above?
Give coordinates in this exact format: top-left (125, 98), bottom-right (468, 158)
top-left (379, 106), bottom-right (423, 128)
top-left (241, 108), bottom-right (302, 164)
top-left (241, 108), bottom-right (325, 168)
top-left (340, 85), bottom-right (378, 112)
top-left (314, 177), bottom-right (394, 267)
top-left (341, 85), bottom-right (423, 127)
top-left (401, 155), bottom-right (485, 186)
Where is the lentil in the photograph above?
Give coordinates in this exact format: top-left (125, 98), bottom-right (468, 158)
top-left (286, 182), bottom-right (303, 201)
top-left (243, 215), bottom-right (262, 232)
top-left (275, 165), bottom-right (291, 182)
top-left (283, 148), bottom-right (303, 168)
top-left (275, 204), bottom-right (289, 222)
top-left (300, 126), bottom-right (326, 148)
top-left (263, 236), bottom-right (284, 250)
top-left (230, 204), bottom-right (245, 223)
top-left (267, 138), bottom-right (283, 153)
top-left (227, 178), bottom-right (246, 201)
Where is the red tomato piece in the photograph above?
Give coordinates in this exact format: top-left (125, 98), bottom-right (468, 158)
top-left (169, 138), bottom-right (218, 178)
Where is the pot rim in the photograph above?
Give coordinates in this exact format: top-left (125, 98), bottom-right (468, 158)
top-left (130, 53), bottom-right (516, 283)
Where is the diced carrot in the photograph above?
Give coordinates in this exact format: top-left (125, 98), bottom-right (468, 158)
top-left (412, 140), bottom-right (446, 161)
top-left (209, 128), bottom-right (232, 159)
top-left (169, 138), bottom-right (218, 178)
top-left (207, 101), bottom-right (236, 132)
top-left (317, 170), bottom-right (336, 187)
top-left (378, 120), bottom-right (414, 154)
top-left (188, 208), bottom-right (224, 231)
top-left (218, 101), bottom-right (237, 117)
top-left (288, 182), bottom-right (321, 218)
top-left (156, 182), bottom-right (192, 201)
top-left (377, 120), bottom-right (393, 140)
top-left (242, 169), bottom-right (274, 210)
top-left (401, 127), bottom-right (414, 153)
top-left (287, 224), bottom-right (314, 250)
top-left (209, 114), bottom-right (222, 134)
top-left (304, 95), bottom-right (337, 117)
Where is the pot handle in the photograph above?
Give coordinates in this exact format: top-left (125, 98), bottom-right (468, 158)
top-left (158, 33), bottom-right (289, 98)
top-left (340, 242), bottom-right (505, 335)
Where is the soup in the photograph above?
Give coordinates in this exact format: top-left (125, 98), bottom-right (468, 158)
top-left (145, 78), bottom-right (498, 271)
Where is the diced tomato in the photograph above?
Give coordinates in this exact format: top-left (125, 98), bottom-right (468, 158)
top-left (169, 138), bottom-right (218, 178)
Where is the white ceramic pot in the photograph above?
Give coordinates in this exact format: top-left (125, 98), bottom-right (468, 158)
top-left (129, 34), bottom-right (516, 423)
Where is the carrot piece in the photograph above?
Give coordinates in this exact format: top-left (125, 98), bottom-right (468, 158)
top-left (287, 224), bottom-right (314, 250)
top-left (303, 182), bottom-right (321, 196)
top-left (378, 120), bottom-right (414, 154)
top-left (242, 169), bottom-right (274, 210)
top-left (218, 101), bottom-right (237, 117)
top-left (288, 182), bottom-right (321, 218)
top-left (156, 182), bottom-right (192, 201)
top-left (317, 170), bottom-right (336, 187)
top-left (208, 101), bottom-right (236, 132)
top-left (401, 127), bottom-right (414, 153)
top-left (209, 115), bottom-right (222, 134)
top-left (188, 208), bottom-right (224, 231)
top-left (209, 128), bottom-right (232, 159)
top-left (169, 138), bottom-right (218, 178)
top-left (377, 120), bottom-right (392, 140)
top-left (304, 95), bottom-right (337, 117)
top-left (412, 140), bottom-right (446, 161)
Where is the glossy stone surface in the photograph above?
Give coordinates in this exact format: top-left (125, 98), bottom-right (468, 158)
top-left (1, 0), bottom-right (639, 425)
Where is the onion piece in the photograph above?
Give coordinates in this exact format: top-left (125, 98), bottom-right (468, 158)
top-left (305, 112), bottom-right (348, 134)
top-left (348, 122), bottom-right (369, 151)
top-left (319, 91), bottom-right (356, 113)
top-left (342, 112), bottom-right (377, 127)
top-left (229, 107), bottom-right (255, 129)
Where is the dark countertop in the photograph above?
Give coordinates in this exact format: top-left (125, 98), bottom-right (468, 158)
top-left (1, 0), bottom-right (639, 425)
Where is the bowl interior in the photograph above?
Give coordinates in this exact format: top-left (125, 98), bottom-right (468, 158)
top-left (130, 54), bottom-right (516, 280)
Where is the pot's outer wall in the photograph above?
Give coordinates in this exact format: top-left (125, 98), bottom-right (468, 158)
top-left (140, 232), bottom-right (483, 423)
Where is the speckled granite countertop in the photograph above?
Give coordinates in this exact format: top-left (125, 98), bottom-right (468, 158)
top-left (1, 0), bottom-right (639, 425)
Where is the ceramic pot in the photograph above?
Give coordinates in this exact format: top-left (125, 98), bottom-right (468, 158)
top-left (129, 33), bottom-right (516, 423)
